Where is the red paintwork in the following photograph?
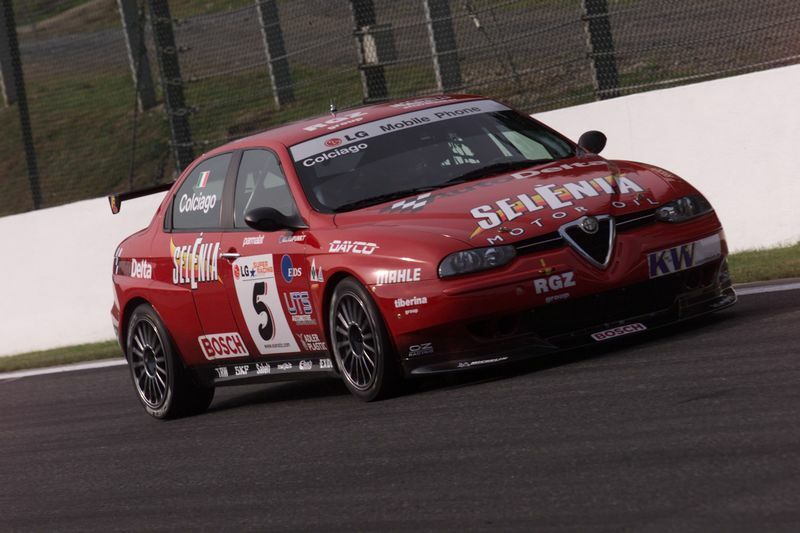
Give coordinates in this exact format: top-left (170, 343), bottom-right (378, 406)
top-left (111, 94), bottom-right (731, 378)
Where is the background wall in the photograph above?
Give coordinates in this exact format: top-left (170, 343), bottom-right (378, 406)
top-left (1, 65), bottom-right (798, 357)
top-left (0, 193), bottom-right (165, 356)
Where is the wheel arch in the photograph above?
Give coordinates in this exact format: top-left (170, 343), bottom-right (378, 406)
top-left (321, 271), bottom-right (401, 367)
top-left (120, 297), bottom-right (183, 366)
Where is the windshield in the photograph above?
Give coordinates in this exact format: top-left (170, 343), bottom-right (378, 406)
top-left (290, 100), bottom-right (575, 213)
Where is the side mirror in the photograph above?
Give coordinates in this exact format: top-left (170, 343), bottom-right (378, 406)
top-left (578, 130), bottom-right (607, 154)
top-left (244, 207), bottom-right (308, 232)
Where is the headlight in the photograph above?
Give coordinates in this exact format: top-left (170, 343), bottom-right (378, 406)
top-left (655, 194), bottom-right (713, 223)
top-left (438, 245), bottom-right (516, 278)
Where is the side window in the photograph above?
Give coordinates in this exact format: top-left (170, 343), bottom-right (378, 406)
top-left (172, 153), bottom-right (231, 230)
top-left (234, 149), bottom-right (297, 228)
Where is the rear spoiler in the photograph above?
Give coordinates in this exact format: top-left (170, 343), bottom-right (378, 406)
top-left (108, 182), bottom-right (173, 214)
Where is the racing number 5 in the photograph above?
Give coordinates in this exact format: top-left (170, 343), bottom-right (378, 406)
top-left (252, 282), bottom-right (275, 341)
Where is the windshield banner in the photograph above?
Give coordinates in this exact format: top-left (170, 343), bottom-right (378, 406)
top-left (290, 100), bottom-right (510, 163)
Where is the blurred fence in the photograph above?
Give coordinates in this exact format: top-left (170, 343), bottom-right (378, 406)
top-left (1, 0), bottom-right (799, 216)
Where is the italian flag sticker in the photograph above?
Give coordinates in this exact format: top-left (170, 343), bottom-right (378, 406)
top-left (197, 170), bottom-right (210, 188)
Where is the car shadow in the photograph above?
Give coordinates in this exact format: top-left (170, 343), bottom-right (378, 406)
top-left (207, 309), bottom-right (742, 412)
top-left (208, 377), bottom-right (350, 413)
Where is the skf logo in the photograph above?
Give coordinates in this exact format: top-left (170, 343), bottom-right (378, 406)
top-left (533, 272), bottom-right (575, 294)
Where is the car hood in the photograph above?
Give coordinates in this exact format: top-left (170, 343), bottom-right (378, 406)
top-left (333, 156), bottom-right (679, 247)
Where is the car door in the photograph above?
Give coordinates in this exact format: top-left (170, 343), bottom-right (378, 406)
top-left (169, 152), bottom-right (249, 361)
top-left (221, 148), bottom-right (321, 357)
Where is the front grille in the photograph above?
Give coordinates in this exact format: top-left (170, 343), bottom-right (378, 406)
top-left (617, 209), bottom-right (657, 232)
top-left (513, 209), bottom-right (657, 258)
top-left (514, 231), bottom-right (563, 255)
top-left (562, 217), bottom-right (613, 267)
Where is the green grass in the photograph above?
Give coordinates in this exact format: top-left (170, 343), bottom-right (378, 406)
top-left (1, 243), bottom-right (797, 373)
top-left (0, 72), bottom-right (171, 215)
top-left (728, 242), bottom-right (800, 284)
top-left (0, 341), bottom-right (122, 373)
top-left (0, 61), bottom-right (436, 215)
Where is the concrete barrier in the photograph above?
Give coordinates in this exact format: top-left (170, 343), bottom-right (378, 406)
top-left (1, 65), bottom-right (798, 356)
top-left (0, 193), bottom-right (165, 356)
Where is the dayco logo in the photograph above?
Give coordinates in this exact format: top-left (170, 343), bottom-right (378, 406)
top-left (533, 272), bottom-right (575, 294)
top-left (303, 111), bottom-right (368, 132)
top-left (328, 240), bottom-right (378, 255)
top-left (376, 268), bottom-right (421, 284)
top-left (171, 237), bottom-right (220, 289)
top-left (302, 143), bottom-right (368, 167)
top-left (591, 323), bottom-right (647, 341)
top-left (198, 333), bottom-right (248, 360)
top-left (470, 174), bottom-right (648, 239)
top-left (179, 192), bottom-right (217, 214)
top-left (130, 258), bottom-right (153, 279)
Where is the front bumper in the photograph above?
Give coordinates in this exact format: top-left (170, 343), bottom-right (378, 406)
top-left (399, 258), bottom-right (736, 375)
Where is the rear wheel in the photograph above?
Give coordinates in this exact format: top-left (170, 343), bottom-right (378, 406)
top-left (329, 278), bottom-right (401, 401)
top-left (126, 304), bottom-right (214, 419)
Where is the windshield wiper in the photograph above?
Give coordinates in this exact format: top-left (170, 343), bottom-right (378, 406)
top-left (442, 158), bottom-right (557, 186)
top-left (333, 186), bottom-right (440, 213)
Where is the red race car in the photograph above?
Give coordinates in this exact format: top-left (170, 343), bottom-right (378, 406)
top-left (110, 94), bottom-right (735, 418)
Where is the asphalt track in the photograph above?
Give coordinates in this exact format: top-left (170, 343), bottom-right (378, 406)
top-left (2, 289), bottom-right (800, 531)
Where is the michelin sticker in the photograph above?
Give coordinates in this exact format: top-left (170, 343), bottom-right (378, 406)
top-left (231, 254), bottom-right (299, 355)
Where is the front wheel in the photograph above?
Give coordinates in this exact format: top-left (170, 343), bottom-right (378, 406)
top-left (329, 278), bottom-right (401, 401)
top-left (126, 303), bottom-right (214, 419)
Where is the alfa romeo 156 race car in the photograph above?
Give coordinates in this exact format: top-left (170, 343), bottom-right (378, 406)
top-left (110, 94), bottom-right (735, 418)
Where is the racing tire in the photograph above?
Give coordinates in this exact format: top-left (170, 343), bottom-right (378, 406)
top-left (329, 277), bottom-right (401, 401)
top-left (126, 303), bottom-right (214, 419)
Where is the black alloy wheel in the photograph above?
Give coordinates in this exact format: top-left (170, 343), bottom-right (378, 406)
top-left (329, 278), bottom-right (400, 401)
top-left (126, 304), bottom-right (214, 419)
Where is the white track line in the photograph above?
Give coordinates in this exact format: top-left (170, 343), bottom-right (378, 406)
top-left (1, 281), bottom-right (798, 381)
top-left (735, 281), bottom-right (800, 296)
top-left (0, 358), bottom-right (126, 381)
